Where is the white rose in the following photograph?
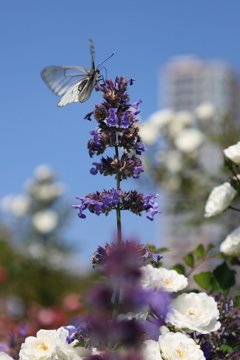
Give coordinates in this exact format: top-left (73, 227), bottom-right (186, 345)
top-left (0, 353), bottom-right (14, 360)
top-left (165, 292), bottom-right (221, 334)
top-left (140, 123), bottom-right (158, 145)
top-left (159, 332), bottom-right (206, 360)
top-left (174, 128), bottom-right (204, 153)
top-left (204, 182), bottom-right (237, 218)
top-left (56, 327), bottom-right (90, 360)
top-left (141, 265), bottom-right (188, 292)
top-left (32, 210), bottom-right (58, 233)
top-left (148, 109), bottom-right (174, 130)
top-left (220, 226), bottom-right (240, 257)
top-left (168, 111), bottom-right (194, 138)
top-left (34, 164), bottom-right (54, 181)
top-left (0, 194), bottom-right (30, 217)
top-left (142, 340), bottom-right (162, 360)
top-left (165, 151), bottom-right (183, 173)
top-left (195, 102), bottom-right (216, 121)
top-left (19, 329), bottom-right (58, 360)
top-left (223, 141), bottom-right (240, 164)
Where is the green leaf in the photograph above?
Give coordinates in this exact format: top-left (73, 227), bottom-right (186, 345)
top-left (183, 253), bottom-right (195, 267)
top-left (193, 244), bottom-right (205, 258)
top-left (210, 277), bottom-right (221, 293)
top-left (172, 264), bottom-right (185, 275)
top-left (194, 272), bottom-right (212, 289)
top-left (156, 247), bottom-right (169, 254)
top-left (219, 344), bottom-right (233, 353)
top-left (213, 261), bottom-right (236, 290)
top-left (206, 243), bottom-right (215, 254)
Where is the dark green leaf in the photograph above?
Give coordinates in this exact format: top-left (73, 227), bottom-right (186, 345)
top-left (219, 344), bottom-right (233, 353)
top-left (172, 264), bottom-right (185, 275)
top-left (183, 253), bottom-right (195, 267)
top-left (213, 261), bottom-right (236, 290)
top-left (206, 244), bottom-right (215, 254)
top-left (193, 244), bottom-right (205, 258)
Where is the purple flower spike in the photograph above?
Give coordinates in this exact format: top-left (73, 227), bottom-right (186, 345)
top-left (106, 108), bottom-right (118, 127)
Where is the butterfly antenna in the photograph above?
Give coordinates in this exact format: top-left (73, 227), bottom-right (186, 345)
top-left (97, 52), bottom-right (115, 69)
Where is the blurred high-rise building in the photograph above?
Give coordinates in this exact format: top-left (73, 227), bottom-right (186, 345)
top-left (161, 55), bottom-right (240, 119)
top-left (159, 56), bottom-right (240, 278)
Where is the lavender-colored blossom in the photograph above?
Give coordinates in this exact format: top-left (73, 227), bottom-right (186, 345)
top-left (200, 293), bottom-right (240, 359)
top-left (106, 108), bottom-right (118, 127)
top-left (128, 78), bottom-right (135, 85)
top-left (68, 315), bottom-right (144, 350)
top-left (130, 99), bottom-right (142, 110)
top-left (84, 111), bottom-right (94, 121)
top-left (73, 190), bottom-right (160, 220)
top-left (120, 112), bottom-right (131, 129)
top-left (133, 166), bottom-right (145, 179)
top-left (89, 154), bottom-right (145, 180)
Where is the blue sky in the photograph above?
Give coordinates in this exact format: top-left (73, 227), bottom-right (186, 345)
top-left (1, 1), bottom-right (240, 267)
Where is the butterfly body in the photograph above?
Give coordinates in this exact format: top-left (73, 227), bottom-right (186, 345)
top-left (41, 40), bottom-right (102, 106)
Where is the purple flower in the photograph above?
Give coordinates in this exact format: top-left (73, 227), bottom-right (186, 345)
top-left (133, 166), bottom-right (145, 179)
top-left (84, 111), bottom-right (94, 121)
top-left (90, 162), bottom-right (101, 175)
top-left (73, 190), bottom-right (161, 220)
top-left (130, 99), bottom-right (142, 109)
top-left (106, 108), bottom-right (118, 127)
top-left (120, 112), bottom-right (131, 129)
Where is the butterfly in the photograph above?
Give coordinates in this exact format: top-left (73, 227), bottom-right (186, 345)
top-left (41, 40), bottom-right (114, 107)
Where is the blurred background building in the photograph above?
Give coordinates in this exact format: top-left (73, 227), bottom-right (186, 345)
top-left (156, 56), bottom-right (240, 273)
top-left (161, 55), bottom-right (240, 118)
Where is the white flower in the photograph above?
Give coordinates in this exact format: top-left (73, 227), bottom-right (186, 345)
top-left (204, 182), bottom-right (237, 218)
top-left (141, 265), bottom-right (188, 292)
top-left (0, 353), bottom-right (14, 360)
top-left (165, 292), bottom-right (221, 334)
top-left (32, 210), bottom-right (58, 233)
top-left (34, 164), bottom-right (54, 182)
top-left (165, 151), bottom-right (183, 173)
top-left (195, 102), bottom-right (216, 121)
top-left (174, 128), bottom-right (204, 153)
top-left (19, 329), bottom-right (58, 360)
top-left (168, 111), bottom-right (194, 138)
top-left (56, 327), bottom-right (90, 360)
top-left (148, 109), bottom-right (174, 130)
top-left (220, 226), bottom-right (240, 257)
top-left (25, 181), bottom-right (64, 202)
top-left (159, 332), bottom-right (206, 360)
top-left (1, 194), bottom-right (30, 217)
top-left (140, 123), bottom-right (159, 145)
top-left (223, 141), bottom-right (240, 164)
top-left (142, 340), bottom-right (162, 360)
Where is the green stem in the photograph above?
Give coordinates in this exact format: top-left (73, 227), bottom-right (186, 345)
top-left (111, 144), bottom-right (122, 323)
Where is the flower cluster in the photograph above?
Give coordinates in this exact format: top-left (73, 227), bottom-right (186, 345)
top-left (73, 77), bottom-right (160, 223)
top-left (90, 154), bottom-right (144, 180)
top-left (73, 189), bottom-right (160, 221)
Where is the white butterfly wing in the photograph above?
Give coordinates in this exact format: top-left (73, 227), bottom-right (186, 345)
top-left (57, 82), bottom-right (81, 107)
top-left (41, 66), bottom-right (91, 106)
top-left (78, 70), bottom-right (99, 103)
top-left (41, 40), bottom-right (100, 106)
